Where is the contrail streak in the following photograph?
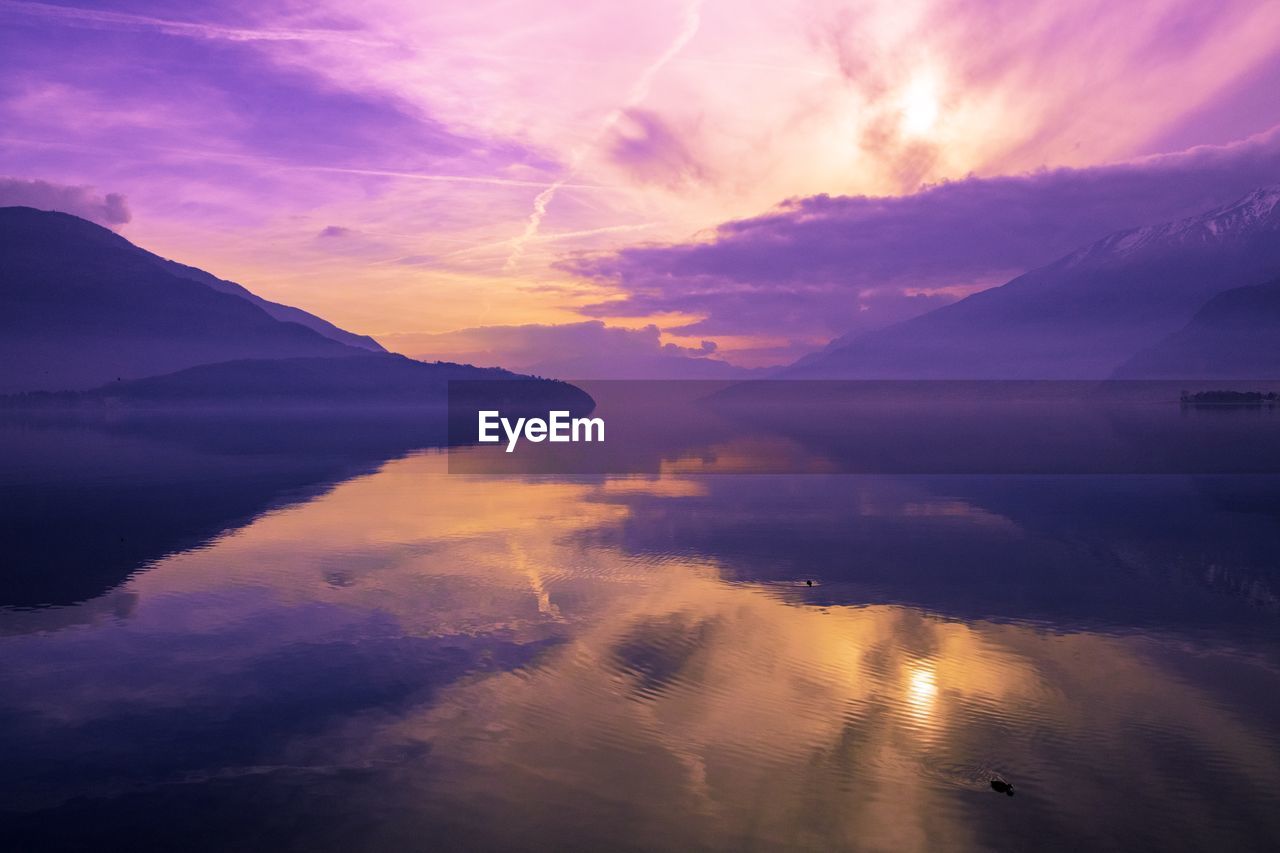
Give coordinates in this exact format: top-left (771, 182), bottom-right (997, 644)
top-left (302, 166), bottom-right (623, 192)
top-left (502, 0), bottom-right (704, 271)
top-left (441, 221), bottom-right (660, 260)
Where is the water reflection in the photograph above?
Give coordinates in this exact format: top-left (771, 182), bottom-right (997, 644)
top-left (2, 418), bottom-right (1280, 851)
top-left (0, 411), bottom-right (448, 606)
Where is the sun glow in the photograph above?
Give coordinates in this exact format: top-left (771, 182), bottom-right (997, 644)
top-left (906, 663), bottom-right (939, 723)
top-left (900, 74), bottom-right (941, 138)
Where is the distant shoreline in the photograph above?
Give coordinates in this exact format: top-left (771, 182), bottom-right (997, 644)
top-left (1181, 390), bottom-right (1280, 407)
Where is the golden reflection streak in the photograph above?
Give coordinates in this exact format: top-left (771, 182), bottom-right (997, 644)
top-left (108, 453), bottom-right (1280, 851)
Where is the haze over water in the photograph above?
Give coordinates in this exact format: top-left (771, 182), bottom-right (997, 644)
top-left (3, 391), bottom-right (1280, 852)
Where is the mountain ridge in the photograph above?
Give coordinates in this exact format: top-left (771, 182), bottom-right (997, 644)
top-left (1112, 275), bottom-right (1280, 379)
top-left (787, 185), bottom-right (1280, 379)
top-left (0, 207), bottom-right (373, 393)
top-left (153, 257), bottom-right (385, 353)
top-left (0, 352), bottom-right (595, 411)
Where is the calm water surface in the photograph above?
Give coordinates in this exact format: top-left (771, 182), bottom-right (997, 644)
top-left (2, 400), bottom-right (1280, 852)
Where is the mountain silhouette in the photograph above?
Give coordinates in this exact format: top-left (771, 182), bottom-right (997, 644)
top-left (1113, 275), bottom-right (1280, 378)
top-left (155, 257), bottom-right (384, 354)
top-left (0, 206), bottom-right (378, 393)
top-left (4, 353), bottom-right (594, 411)
top-left (788, 187), bottom-right (1280, 378)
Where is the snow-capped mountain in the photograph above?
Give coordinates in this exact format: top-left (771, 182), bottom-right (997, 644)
top-left (1064, 185), bottom-right (1280, 266)
top-left (787, 186), bottom-right (1280, 379)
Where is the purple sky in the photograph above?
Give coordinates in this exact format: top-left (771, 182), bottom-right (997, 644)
top-left (3, 0), bottom-right (1280, 368)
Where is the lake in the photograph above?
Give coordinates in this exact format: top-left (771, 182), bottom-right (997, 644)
top-left (2, 384), bottom-right (1279, 851)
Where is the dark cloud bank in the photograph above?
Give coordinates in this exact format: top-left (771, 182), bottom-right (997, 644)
top-left (564, 127), bottom-right (1280, 351)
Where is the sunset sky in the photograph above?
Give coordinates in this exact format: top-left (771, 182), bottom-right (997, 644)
top-left (4, 0), bottom-right (1280, 370)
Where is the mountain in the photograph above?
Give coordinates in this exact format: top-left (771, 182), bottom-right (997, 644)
top-left (3, 353), bottom-right (594, 411)
top-left (0, 207), bottom-right (378, 393)
top-left (788, 187), bottom-right (1280, 378)
top-left (1112, 276), bottom-right (1280, 378)
top-left (156, 258), bottom-right (384, 353)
